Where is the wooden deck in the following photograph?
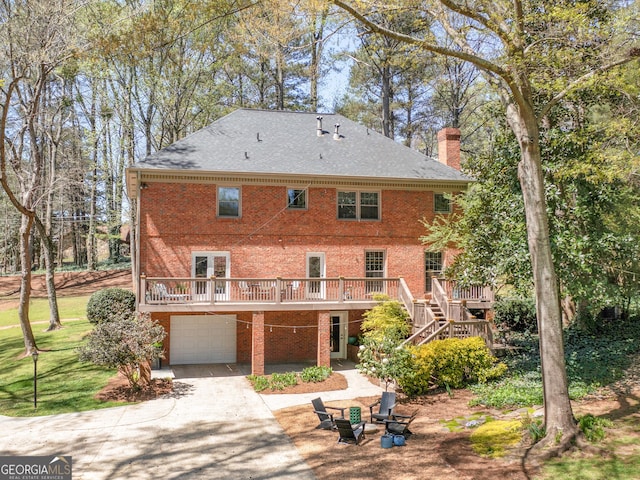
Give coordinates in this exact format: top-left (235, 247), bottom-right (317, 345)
top-left (138, 276), bottom-right (402, 313)
top-left (137, 274), bottom-right (496, 347)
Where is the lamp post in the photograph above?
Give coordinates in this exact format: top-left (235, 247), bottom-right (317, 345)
top-left (32, 350), bottom-right (39, 409)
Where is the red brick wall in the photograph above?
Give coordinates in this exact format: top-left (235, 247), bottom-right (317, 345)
top-left (139, 183), bottom-right (455, 295)
top-left (151, 309), bottom-right (370, 366)
top-left (438, 128), bottom-right (461, 170)
top-left (262, 311), bottom-right (318, 363)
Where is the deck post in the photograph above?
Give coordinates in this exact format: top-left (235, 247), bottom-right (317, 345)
top-left (139, 274), bottom-right (147, 306)
top-left (251, 311), bottom-right (265, 375)
top-left (317, 311), bottom-right (331, 368)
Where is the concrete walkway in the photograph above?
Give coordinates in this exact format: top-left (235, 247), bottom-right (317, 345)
top-left (0, 361), bottom-right (381, 480)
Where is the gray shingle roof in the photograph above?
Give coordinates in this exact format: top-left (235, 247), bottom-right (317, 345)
top-left (133, 109), bottom-right (470, 183)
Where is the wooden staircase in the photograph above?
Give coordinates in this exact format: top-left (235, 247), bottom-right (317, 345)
top-left (429, 301), bottom-right (446, 324)
top-left (399, 278), bottom-right (495, 350)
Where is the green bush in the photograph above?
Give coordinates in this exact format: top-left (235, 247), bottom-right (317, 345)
top-left (300, 365), bottom-right (332, 383)
top-left (247, 375), bottom-right (270, 392)
top-left (247, 372), bottom-right (298, 391)
top-left (493, 297), bottom-right (537, 334)
top-left (356, 296), bottom-right (413, 389)
top-left (578, 414), bottom-right (612, 443)
top-left (399, 337), bottom-right (507, 397)
top-left (270, 372), bottom-right (298, 390)
top-left (77, 312), bottom-right (165, 389)
top-left (86, 288), bottom-right (136, 324)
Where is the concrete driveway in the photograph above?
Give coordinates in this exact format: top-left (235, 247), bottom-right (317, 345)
top-left (0, 364), bottom-right (315, 480)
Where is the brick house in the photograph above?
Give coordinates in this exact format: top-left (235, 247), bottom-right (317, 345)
top-left (125, 109), bottom-right (473, 375)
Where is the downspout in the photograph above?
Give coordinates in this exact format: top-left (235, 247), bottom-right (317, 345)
top-left (135, 170), bottom-right (142, 304)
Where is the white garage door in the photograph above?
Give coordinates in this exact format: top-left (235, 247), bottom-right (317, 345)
top-left (170, 315), bottom-right (237, 364)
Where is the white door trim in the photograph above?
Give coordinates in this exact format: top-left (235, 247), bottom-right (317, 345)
top-left (306, 252), bottom-right (325, 299)
top-left (330, 311), bottom-right (348, 359)
top-left (192, 251), bottom-right (230, 301)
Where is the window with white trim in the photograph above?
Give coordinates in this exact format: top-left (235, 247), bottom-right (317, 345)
top-left (434, 193), bottom-right (452, 214)
top-left (365, 250), bottom-right (385, 293)
top-left (425, 251), bottom-right (443, 292)
top-left (287, 188), bottom-right (307, 209)
top-left (218, 186), bottom-right (240, 217)
top-left (337, 191), bottom-right (379, 220)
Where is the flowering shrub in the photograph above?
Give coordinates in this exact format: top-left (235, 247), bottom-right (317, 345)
top-left (398, 337), bottom-right (507, 396)
top-left (356, 296), bottom-right (413, 389)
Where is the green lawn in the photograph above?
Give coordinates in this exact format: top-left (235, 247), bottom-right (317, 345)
top-left (0, 317), bottom-right (123, 417)
top-left (536, 431), bottom-right (640, 480)
top-left (0, 296), bottom-right (91, 328)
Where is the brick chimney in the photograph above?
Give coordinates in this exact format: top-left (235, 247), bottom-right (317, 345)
top-left (437, 127), bottom-right (461, 171)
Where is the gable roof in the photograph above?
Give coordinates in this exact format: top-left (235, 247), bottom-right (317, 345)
top-left (127, 109), bottom-right (471, 196)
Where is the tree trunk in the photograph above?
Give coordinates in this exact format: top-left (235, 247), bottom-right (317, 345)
top-left (560, 296), bottom-right (576, 326)
top-left (275, 46), bottom-right (285, 110)
top-left (33, 218), bottom-right (61, 330)
top-left (19, 214), bottom-right (37, 355)
top-left (511, 110), bottom-right (578, 445)
top-left (381, 64), bottom-right (392, 138)
top-left (86, 88), bottom-right (98, 271)
top-left (308, 6), bottom-right (328, 112)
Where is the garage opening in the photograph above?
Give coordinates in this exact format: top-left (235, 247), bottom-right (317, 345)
top-left (170, 315), bottom-right (237, 364)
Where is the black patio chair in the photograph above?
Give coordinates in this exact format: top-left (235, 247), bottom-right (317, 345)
top-left (335, 418), bottom-right (366, 445)
top-left (384, 411), bottom-right (417, 438)
top-left (311, 397), bottom-right (346, 430)
top-left (368, 391), bottom-right (396, 423)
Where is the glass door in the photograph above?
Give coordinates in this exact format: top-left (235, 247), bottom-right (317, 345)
top-left (306, 252), bottom-right (325, 299)
top-left (330, 312), bottom-right (347, 359)
top-left (192, 252), bottom-right (230, 301)
top-left (425, 251), bottom-right (443, 293)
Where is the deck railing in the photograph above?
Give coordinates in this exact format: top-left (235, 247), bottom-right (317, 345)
top-left (440, 279), bottom-right (494, 303)
top-left (401, 278), bottom-right (495, 348)
top-left (139, 276), bottom-right (402, 306)
top-left (421, 320), bottom-right (494, 349)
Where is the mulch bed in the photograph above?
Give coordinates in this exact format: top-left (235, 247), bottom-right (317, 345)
top-left (94, 374), bottom-right (173, 402)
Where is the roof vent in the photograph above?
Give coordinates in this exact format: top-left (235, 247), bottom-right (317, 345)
top-left (316, 116), bottom-right (323, 136)
top-left (333, 123), bottom-right (341, 140)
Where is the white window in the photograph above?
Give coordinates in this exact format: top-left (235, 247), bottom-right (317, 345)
top-left (365, 250), bottom-right (385, 293)
top-left (338, 191), bottom-right (379, 220)
top-left (287, 188), bottom-right (307, 209)
top-left (425, 251), bottom-right (443, 292)
top-left (218, 186), bottom-right (240, 217)
top-left (434, 193), bottom-right (451, 214)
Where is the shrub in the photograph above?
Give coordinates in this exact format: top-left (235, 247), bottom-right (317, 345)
top-left (360, 295), bottom-right (411, 341)
top-left (578, 414), bottom-right (612, 443)
top-left (470, 420), bottom-right (523, 458)
top-left (269, 372), bottom-right (298, 390)
top-left (357, 296), bottom-right (413, 389)
top-left (398, 337), bottom-right (507, 397)
top-left (493, 297), bottom-right (537, 334)
top-left (86, 288), bottom-right (136, 324)
top-left (300, 365), bottom-right (332, 383)
top-left (522, 415), bottom-right (546, 444)
top-left (77, 312), bottom-right (166, 389)
top-left (247, 372), bottom-right (298, 391)
top-left (247, 375), bottom-right (270, 392)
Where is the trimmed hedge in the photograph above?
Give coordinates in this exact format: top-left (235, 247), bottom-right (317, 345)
top-left (398, 337), bottom-right (507, 397)
top-left (86, 287), bottom-right (136, 324)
